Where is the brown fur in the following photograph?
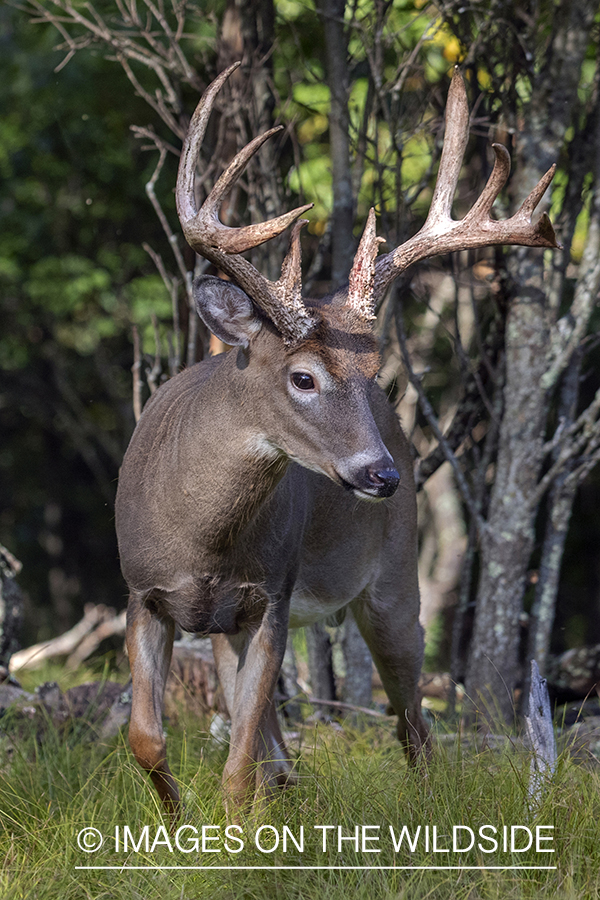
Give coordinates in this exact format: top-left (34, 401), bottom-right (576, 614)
top-left (117, 291), bottom-right (430, 820)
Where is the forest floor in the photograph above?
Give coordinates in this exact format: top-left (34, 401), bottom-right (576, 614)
top-left (1, 662), bottom-right (599, 900)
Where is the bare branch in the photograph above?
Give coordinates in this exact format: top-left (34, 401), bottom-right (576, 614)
top-left (143, 242), bottom-right (181, 371)
top-left (542, 201), bottom-right (600, 389)
top-left (146, 314), bottom-right (163, 394)
top-left (532, 384), bottom-right (600, 507)
top-left (394, 298), bottom-right (485, 534)
top-left (130, 124), bottom-right (180, 158)
top-left (132, 325), bottom-right (143, 423)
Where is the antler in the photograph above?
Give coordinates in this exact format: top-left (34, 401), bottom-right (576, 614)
top-left (176, 62), bottom-right (316, 345)
top-left (372, 68), bottom-right (559, 305)
top-left (347, 208), bottom-right (386, 322)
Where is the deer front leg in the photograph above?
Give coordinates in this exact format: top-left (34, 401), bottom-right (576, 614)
top-left (351, 593), bottom-right (431, 762)
top-left (212, 632), bottom-right (297, 792)
top-left (212, 613), bottom-right (289, 816)
top-left (126, 592), bottom-right (179, 817)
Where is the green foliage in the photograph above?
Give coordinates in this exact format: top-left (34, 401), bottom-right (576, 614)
top-left (0, 5), bottom-right (187, 638)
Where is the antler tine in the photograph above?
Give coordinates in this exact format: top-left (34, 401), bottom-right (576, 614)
top-left (515, 164), bottom-right (557, 220)
top-left (176, 62), bottom-right (241, 225)
top-left (184, 125), bottom-right (313, 254)
top-left (425, 67), bottom-right (470, 226)
top-left (268, 219), bottom-right (315, 341)
top-left (279, 219), bottom-right (307, 303)
top-left (176, 64), bottom-right (317, 346)
top-left (465, 143), bottom-right (511, 221)
top-left (347, 208), bottom-right (386, 322)
top-left (372, 69), bottom-right (559, 306)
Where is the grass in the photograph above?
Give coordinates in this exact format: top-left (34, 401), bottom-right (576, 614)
top-left (1, 665), bottom-right (599, 899)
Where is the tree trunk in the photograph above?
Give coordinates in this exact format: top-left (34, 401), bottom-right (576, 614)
top-left (527, 352), bottom-right (582, 680)
top-left (0, 545), bottom-right (23, 674)
top-left (464, 251), bottom-right (551, 725)
top-left (317, 0), bottom-right (354, 287)
top-left (305, 622), bottom-right (337, 717)
top-left (464, 0), bottom-right (596, 726)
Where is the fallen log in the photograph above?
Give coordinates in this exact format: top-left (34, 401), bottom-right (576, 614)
top-left (0, 678), bottom-right (133, 742)
top-left (166, 638), bottom-right (227, 717)
top-left (545, 643), bottom-right (600, 703)
top-left (8, 604), bottom-right (126, 674)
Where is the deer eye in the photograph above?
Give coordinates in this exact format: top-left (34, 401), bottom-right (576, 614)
top-left (291, 372), bottom-right (315, 391)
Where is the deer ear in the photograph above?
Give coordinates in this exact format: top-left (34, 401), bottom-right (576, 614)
top-left (193, 275), bottom-right (262, 347)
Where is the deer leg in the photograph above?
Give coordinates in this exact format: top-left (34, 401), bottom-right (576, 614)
top-left (126, 591), bottom-right (179, 816)
top-left (213, 633), bottom-right (297, 789)
top-left (262, 699), bottom-right (298, 787)
top-left (212, 615), bottom-right (289, 815)
top-left (351, 593), bottom-right (431, 762)
top-left (210, 632), bottom-right (237, 715)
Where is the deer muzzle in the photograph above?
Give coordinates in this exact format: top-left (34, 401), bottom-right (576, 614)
top-left (335, 452), bottom-right (400, 500)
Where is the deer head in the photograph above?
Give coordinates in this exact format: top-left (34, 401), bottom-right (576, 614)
top-left (175, 62), bottom-right (558, 500)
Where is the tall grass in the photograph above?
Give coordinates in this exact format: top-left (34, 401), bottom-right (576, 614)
top-left (1, 668), bottom-right (598, 899)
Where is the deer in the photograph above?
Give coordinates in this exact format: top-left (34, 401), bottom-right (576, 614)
top-left (115, 62), bottom-right (558, 819)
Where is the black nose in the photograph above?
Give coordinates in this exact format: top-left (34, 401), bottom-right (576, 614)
top-left (365, 464), bottom-right (400, 497)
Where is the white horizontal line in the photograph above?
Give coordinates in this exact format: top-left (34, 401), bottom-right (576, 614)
top-left (75, 865), bottom-right (557, 871)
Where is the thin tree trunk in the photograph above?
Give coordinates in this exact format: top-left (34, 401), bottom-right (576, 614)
top-left (0, 546), bottom-right (23, 674)
top-left (279, 635), bottom-right (303, 722)
top-left (317, 0), bottom-right (354, 287)
top-left (527, 352), bottom-right (582, 678)
top-left (464, 251), bottom-right (552, 726)
top-left (305, 622), bottom-right (337, 717)
top-left (341, 610), bottom-right (372, 713)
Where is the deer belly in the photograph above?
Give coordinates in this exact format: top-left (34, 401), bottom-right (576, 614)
top-left (288, 535), bottom-right (380, 628)
top-left (288, 585), bottom-right (366, 629)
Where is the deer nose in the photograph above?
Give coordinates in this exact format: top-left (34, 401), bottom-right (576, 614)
top-left (365, 464), bottom-right (400, 497)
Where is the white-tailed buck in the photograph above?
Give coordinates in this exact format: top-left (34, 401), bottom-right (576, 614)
top-left (116, 63), bottom-right (558, 817)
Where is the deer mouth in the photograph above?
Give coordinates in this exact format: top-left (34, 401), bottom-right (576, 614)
top-left (334, 467), bottom-right (399, 501)
top-left (334, 457), bottom-right (400, 501)
top-left (337, 472), bottom-right (358, 492)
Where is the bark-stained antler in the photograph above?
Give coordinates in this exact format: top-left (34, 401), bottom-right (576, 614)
top-left (176, 62), bottom-right (316, 346)
top-left (347, 208), bottom-right (386, 322)
top-left (372, 68), bottom-right (559, 305)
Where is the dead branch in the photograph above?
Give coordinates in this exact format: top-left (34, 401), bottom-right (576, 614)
top-left (394, 296), bottom-right (485, 533)
top-left (300, 695), bottom-right (393, 720)
top-left (8, 604), bottom-right (125, 674)
top-left (145, 313), bottom-right (163, 395)
top-left (136, 130), bottom-right (196, 364)
top-left (142, 242), bottom-right (182, 373)
top-left (131, 324), bottom-right (143, 423)
top-left (531, 384), bottom-right (600, 509)
top-left (23, 0), bottom-right (203, 136)
top-left (525, 660), bottom-right (557, 804)
top-left (65, 611), bottom-right (127, 670)
top-left (130, 124), bottom-right (180, 158)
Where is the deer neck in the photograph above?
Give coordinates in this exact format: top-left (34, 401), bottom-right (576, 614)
top-left (184, 351), bottom-right (291, 555)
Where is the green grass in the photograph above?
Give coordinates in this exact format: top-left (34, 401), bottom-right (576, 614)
top-left (1, 668), bottom-right (599, 899)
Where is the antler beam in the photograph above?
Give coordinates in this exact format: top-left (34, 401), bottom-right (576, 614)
top-left (176, 62), bottom-right (316, 346)
top-left (372, 68), bottom-right (559, 304)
